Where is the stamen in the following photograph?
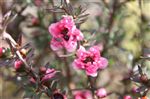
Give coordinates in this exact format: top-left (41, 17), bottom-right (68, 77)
top-left (83, 56), bottom-right (94, 63)
top-left (61, 28), bottom-right (68, 35)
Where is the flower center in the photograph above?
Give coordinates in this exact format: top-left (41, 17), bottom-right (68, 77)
top-left (83, 56), bottom-right (94, 63)
top-left (63, 35), bottom-right (70, 41)
top-left (61, 28), bottom-right (70, 41)
top-left (61, 28), bottom-right (68, 35)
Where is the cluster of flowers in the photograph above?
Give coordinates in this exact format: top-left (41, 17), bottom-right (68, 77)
top-left (48, 15), bottom-right (108, 77)
top-left (47, 15), bottom-right (109, 98)
top-left (1, 15), bottom-right (109, 99)
top-left (1, 14), bottom-right (148, 99)
top-left (13, 58), bottom-right (108, 99)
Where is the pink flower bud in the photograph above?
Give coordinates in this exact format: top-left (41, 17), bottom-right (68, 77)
top-left (39, 67), bottom-right (46, 74)
top-left (0, 47), bottom-right (3, 57)
top-left (32, 17), bottom-right (39, 25)
top-left (124, 95), bottom-right (132, 99)
top-left (96, 88), bottom-right (107, 98)
top-left (73, 90), bottom-right (92, 99)
top-left (132, 86), bottom-right (138, 93)
top-left (30, 77), bottom-right (36, 83)
top-left (41, 68), bottom-right (56, 81)
top-left (14, 60), bottom-right (23, 70)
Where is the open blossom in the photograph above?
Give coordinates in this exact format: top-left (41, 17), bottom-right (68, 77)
top-left (73, 90), bottom-right (92, 99)
top-left (41, 68), bottom-right (56, 81)
top-left (73, 46), bottom-right (108, 77)
top-left (96, 88), bottom-right (107, 98)
top-left (49, 15), bottom-right (83, 52)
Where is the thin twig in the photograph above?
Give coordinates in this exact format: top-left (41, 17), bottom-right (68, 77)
top-left (1, 11), bottom-right (38, 78)
top-left (51, 0), bottom-right (57, 22)
top-left (63, 50), bottom-right (73, 97)
top-left (87, 76), bottom-right (98, 99)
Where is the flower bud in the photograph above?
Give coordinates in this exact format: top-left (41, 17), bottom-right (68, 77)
top-left (42, 68), bottom-right (56, 81)
top-left (39, 67), bottom-right (46, 74)
top-left (132, 86), bottom-right (138, 93)
top-left (124, 95), bottom-right (132, 99)
top-left (96, 88), bottom-right (107, 98)
top-left (30, 77), bottom-right (36, 83)
top-left (140, 74), bottom-right (148, 83)
top-left (14, 60), bottom-right (23, 70)
top-left (0, 47), bottom-right (3, 57)
top-left (0, 47), bottom-right (5, 57)
top-left (73, 90), bottom-right (92, 99)
top-left (32, 17), bottom-right (39, 25)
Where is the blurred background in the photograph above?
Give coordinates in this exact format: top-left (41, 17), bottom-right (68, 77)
top-left (0, 0), bottom-right (150, 99)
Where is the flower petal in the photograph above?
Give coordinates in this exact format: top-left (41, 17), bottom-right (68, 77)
top-left (64, 41), bottom-right (77, 52)
top-left (98, 57), bottom-right (108, 69)
top-left (72, 59), bottom-right (85, 69)
top-left (49, 23), bottom-right (61, 37)
top-left (50, 38), bottom-right (63, 51)
top-left (76, 46), bottom-right (86, 57)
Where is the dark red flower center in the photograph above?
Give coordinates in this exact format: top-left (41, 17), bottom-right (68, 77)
top-left (61, 28), bottom-right (70, 41)
top-left (61, 28), bottom-right (68, 35)
top-left (83, 56), bottom-right (94, 63)
top-left (53, 93), bottom-right (64, 99)
top-left (63, 35), bottom-right (70, 41)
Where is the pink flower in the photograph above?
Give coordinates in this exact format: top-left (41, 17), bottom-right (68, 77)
top-left (49, 16), bottom-right (83, 52)
top-left (132, 86), bottom-right (138, 93)
top-left (73, 90), bottom-right (92, 99)
top-left (73, 46), bottom-right (108, 77)
top-left (14, 60), bottom-right (23, 70)
top-left (96, 88), bottom-right (107, 98)
top-left (124, 95), bottom-right (132, 99)
top-left (42, 68), bottom-right (56, 81)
